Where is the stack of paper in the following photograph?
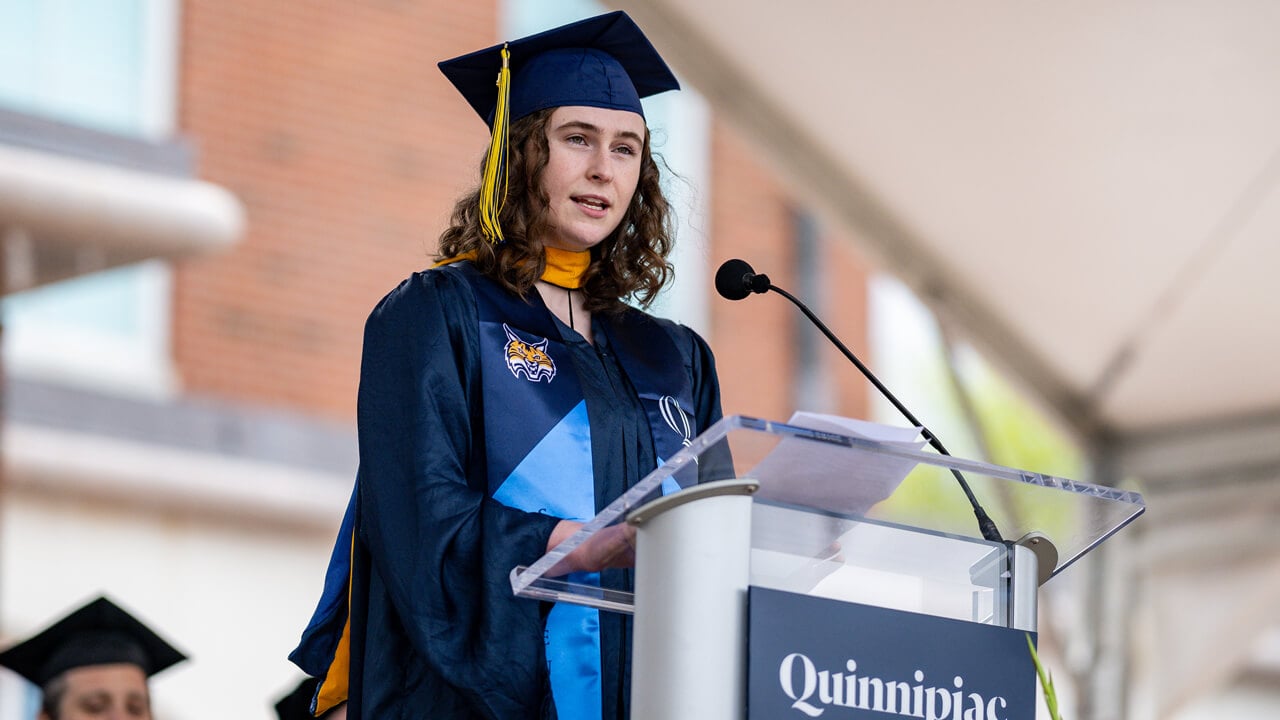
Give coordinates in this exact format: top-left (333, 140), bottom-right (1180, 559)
top-left (749, 411), bottom-right (926, 517)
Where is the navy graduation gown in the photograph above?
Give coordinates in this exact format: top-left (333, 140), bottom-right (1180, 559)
top-left (295, 266), bottom-right (723, 719)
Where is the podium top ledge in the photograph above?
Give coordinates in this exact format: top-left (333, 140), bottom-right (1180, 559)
top-left (511, 414), bottom-right (1145, 606)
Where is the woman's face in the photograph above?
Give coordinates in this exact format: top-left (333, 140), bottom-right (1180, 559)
top-left (537, 105), bottom-right (646, 252)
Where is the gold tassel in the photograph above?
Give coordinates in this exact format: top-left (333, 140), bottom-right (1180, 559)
top-left (479, 43), bottom-right (511, 244)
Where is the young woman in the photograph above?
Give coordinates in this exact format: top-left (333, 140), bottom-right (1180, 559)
top-left (292, 12), bottom-right (722, 720)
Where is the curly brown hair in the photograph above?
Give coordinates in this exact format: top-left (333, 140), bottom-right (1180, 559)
top-left (436, 107), bottom-right (675, 313)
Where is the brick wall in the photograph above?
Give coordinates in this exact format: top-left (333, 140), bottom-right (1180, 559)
top-left (820, 229), bottom-right (872, 421)
top-left (708, 116), bottom-right (869, 422)
top-left (173, 2), bottom-right (870, 426)
top-left (707, 116), bottom-right (796, 420)
top-left (174, 0), bottom-right (498, 420)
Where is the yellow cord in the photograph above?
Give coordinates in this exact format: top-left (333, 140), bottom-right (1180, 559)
top-left (479, 44), bottom-right (511, 244)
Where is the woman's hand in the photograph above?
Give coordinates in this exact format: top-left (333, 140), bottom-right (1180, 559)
top-left (545, 520), bottom-right (637, 576)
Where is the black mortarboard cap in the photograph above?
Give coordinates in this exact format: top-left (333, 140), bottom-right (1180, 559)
top-left (275, 677), bottom-right (343, 720)
top-left (438, 10), bottom-right (680, 126)
top-left (0, 596), bottom-right (186, 687)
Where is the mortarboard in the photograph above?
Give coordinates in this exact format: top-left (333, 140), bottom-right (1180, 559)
top-left (0, 596), bottom-right (187, 687)
top-left (438, 10), bottom-right (680, 126)
top-left (274, 677), bottom-right (343, 720)
top-left (437, 11), bottom-right (680, 243)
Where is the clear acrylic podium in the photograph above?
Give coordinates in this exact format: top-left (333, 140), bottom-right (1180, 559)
top-left (510, 415), bottom-right (1146, 719)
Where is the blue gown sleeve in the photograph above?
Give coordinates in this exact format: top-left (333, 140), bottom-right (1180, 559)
top-left (685, 326), bottom-right (724, 436)
top-left (355, 270), bottom-right (561, 715)
top-left (663, 322), bottom-right (733, 484)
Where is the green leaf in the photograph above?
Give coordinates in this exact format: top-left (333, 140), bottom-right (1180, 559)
top-left (1027, 633), bottom-right (1062, 720)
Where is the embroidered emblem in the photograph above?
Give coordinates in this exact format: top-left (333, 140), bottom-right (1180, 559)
top-left (503, 323), bottom-right (556, 383)
top-left (659, 395), bottom-right (693, 449)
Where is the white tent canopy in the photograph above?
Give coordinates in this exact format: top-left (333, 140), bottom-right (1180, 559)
top-left (616, 1), bottom-right (1280, 717)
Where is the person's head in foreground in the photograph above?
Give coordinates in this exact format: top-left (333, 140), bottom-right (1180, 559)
top-left (0, 596), bottom-right (186, 720)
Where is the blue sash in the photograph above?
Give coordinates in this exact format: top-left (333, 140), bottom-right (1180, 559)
top-left (459, 262), bottom-right (695, 720)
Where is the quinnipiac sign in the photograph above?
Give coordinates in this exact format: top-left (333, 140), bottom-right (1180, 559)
top-left (748, 587), bottom-right (1035, 720)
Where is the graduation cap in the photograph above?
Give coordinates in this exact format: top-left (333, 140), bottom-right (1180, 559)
top-left (437, 11), bottom-right (680, 243)
top-left (439, 10), bottom-right (679, 125)
top-left (274, 677), bottom-right (343, 720)
top-left (0, 596), bottom-right (186, 688)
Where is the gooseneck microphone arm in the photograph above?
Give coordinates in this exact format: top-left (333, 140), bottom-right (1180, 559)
top-left (715, 259), bottom-right (1004, 543)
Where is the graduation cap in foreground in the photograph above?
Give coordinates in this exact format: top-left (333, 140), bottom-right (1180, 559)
top-left (0, 596), bottom-right (186, 687)
top-left (275, 677), bottom-right (344, 720)
top-left (437, 10), bottom-right (680, 243)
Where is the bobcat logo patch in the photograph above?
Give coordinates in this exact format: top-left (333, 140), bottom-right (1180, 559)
top-left (503, 323), bottom-right (556, 383)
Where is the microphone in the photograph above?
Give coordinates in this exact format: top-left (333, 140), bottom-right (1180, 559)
top-left (715, 259), bottom-right (1004, 544)
top-left (714, 258), bottom-right (772, 300)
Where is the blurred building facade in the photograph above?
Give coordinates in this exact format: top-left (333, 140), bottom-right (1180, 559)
top-left (0, 1), bottom-right (867, 718)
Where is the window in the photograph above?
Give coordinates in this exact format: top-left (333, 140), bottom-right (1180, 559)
top-left (0, 0), bottom-right (181, 396)
top-left (0, 0), bottom-right (178, 138)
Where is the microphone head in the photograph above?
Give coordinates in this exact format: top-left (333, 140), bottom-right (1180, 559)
top-left (715, 259), bottom-right (757, 301)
